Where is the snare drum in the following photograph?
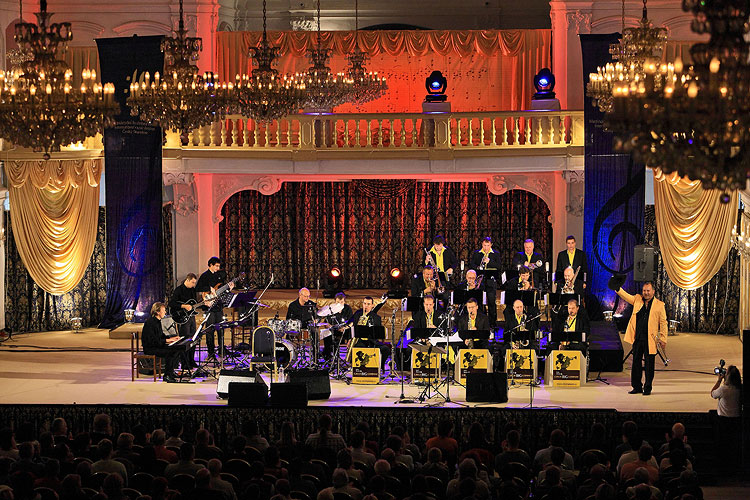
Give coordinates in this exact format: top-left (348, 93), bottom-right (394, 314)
top-left (275, 339), bottom-right (297, 369)
top-left (267, 319), bottom-right (286, 335)
top-left (284, 319), bottom-right (303, 334)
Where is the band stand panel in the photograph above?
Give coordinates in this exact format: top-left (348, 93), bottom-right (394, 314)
top-left (351, 348), bottom-right (381, 384)
top-left (456, 348), bottom-right (492, 385)
top-left (411, 349), bottom-right (444, 382)
top-left (546, 349), bottom-right (586, 387)
top-left (505, 349), bottom-right (537, 382)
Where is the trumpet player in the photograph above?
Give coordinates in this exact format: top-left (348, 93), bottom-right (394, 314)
top-left (613, 279), bottom-right (667, 396)
top-left (555, 267), bottom-right (584, 296)
top-left (470, 237), bottom-right (501, 326)
top-left (512, 239), bottom-right (545, 288)
top-left (425, 235), bottom-right (457, 288)
top-left (411, 265), bottom-right (438, 297)
top-left (555, 235), bottom-right (588, 284)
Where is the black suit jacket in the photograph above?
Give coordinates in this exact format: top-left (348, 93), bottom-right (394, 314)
top-left (503, 308), bottom-right (539, 335)
top-left (552, 312), bottom-right (591, 339)
top-left (142, 316), bottom-right (167, 353)
top-left (411, 308), bottom-right (445, 329)
top-left (511, 251), bottom-right (545, 283)
top-left (350, 309), bottom-right (383, 327)
top-left (555, 249), bottom-right (588, 282)
top-left (457, 312), bottom-right (491, 332)
top-left (469, 249), bottom-right (501, 270)
top-left (410, 274), bottom-right (448, 302)
top-left (553, 279), bottom-right (585, 296)
top-left (427, 247), bottom-right (458, 274)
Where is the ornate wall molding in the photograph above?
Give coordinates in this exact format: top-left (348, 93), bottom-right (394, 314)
top-left (566, 194), bottom-right (584, 217)
top-left (163, 172), bottom-right (195, 186)
top-left (486, 174), bottom-right (554, 210)
top-left (562, 170), bottom-right (584, 184)
top-left (213, 174), bottom-right (284, 221)
top-left (174, 193), bottom-right (199, 216)
top-left (567, 10), bottom-right (592, 35)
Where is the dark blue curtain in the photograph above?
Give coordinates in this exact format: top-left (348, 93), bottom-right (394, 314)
top-left (581, 34), bottom-right (646, 314)
top-left (97, 37), bottom-right (165, 328)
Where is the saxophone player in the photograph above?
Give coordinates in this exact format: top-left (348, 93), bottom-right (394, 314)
top-left (613, 280), bottom-right (667, 396)
top-left (457, 298), bottom-right (490, 349)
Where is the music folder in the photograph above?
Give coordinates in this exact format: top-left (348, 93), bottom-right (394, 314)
top-left (476, 269), bottom-right (499, 281)
top-left (452, 289), bottom-right (486, 305)
top-left (410, 342), bottom-right (446, 355)
top-left (409, 327), bottom-right (436, 340)
top-left (500, 289), bottom-right (537, 308)
top-left (354, 325), bottom-right (386, 340)
top-left (549, 330), bottom-right (586, 343)
top-left (458, 329), bottom-right (491, 341)
top-left (547, 292), bottom-right (582, 307)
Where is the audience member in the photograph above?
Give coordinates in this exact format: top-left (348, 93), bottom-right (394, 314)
top-left (165, 421), bottom-right (185, 449)
top-left (445, 458), bottom-right (490, 500)
top-left (90, 414), bottom-right (113, 445)
top-left (625, 468), bottom-right (663, 500)
top-left (424, 419), bottom-right (459, 471)
top-left (419, 447), bottom-right (449, 485)
top-left (195, 429), bottom-right (223, 461)
top-left (319, 468), bottom-right (363, 500)
top-left (164, 442), bottom-right (205, 478)
top-left (460, 422), bottom-right (494, 472)
top-left (657, 424), bottom-right (692, 461)
top-left (242, 421), bottom-right (269, 454)
top-left (350, 431), bottom-right (376, 468)
top-left (0, 429), bottom-right (20, 462)
top-left (305, 414), bottom-right (346, 454)
top-left (533, 429), bottom-right (574, 471)
top-left (495, 429), bottom-right (531, 472)
top-left (152, 429), bottom-right (177, 463)
top-left (102, 472), bottom-right (125, 500)
top-left (207, 458), bottom-right (237, 500)
top-left (621, 445), bottom-right (659, 484)
top-left (91, 439), bottom-right (128, 485)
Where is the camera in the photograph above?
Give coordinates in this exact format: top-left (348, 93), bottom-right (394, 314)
top-left (714, 359), bottom-right (726, 376)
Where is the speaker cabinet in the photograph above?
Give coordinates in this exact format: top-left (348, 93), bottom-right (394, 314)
top-left (633, 245), bottom-right (657, 282)
top-left (288, 369), bottom-right (331, 400)
top-left (270, 382), bottom-right (309, 408)
top-left (466, 372), bottom-right (508, 403)
top-left (217, 369), bottom-right (264, 399)
top-left (228, 382), bottom-right (268, 407)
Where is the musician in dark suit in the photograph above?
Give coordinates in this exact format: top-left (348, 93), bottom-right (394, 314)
top-left (410, 295), bottom-right (443, 329)
top-left (469, 237), bottom-right (501, 326)
top-left (551, 298), bottom-right (590, 353)
top-left (555, 235), bottom-right (588, 284)
top-left (286, 288), bottom-right (317, 325)
top-left (501, 268), bottom-right (533, 291)
top-left (554, 266), bottom-right (585, 296)
top-left (503, 299), bottom-right (539, 341)
top-left (350, 296), bottom-right (389, 368)
top-left (511, 239), bottom-right (545, 288)
top-left (425, 235), bottom-right (458, 288)
top-left (142, 303), bottom-right (183, 383)
top-left (168, 273), bottom-right (200, 368)
top-left (457, 298), bottom-right (491, 349)
top-left (195, 257), bottom-right (233, 359)
top-left (410, 265), bottom-right (447, 304)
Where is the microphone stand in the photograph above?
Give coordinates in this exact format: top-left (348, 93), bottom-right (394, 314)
top-left (381, 309), bottom-right (401, 383)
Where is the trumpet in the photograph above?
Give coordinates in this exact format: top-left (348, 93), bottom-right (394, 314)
top-left (653, 333), bottom-right (670, 366)
top-left (562, 266), bottom-right (582, 294)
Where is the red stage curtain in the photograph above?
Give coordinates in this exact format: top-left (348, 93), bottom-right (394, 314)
top-left (219, 181), bottom-right (552, 289)
top-left (215, 30), bottom-right (551, 112)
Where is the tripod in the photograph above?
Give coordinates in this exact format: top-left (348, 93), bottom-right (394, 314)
top-left (329, 326), bottom-right (351, 383)
top-left (381, 310), bottom-right (403, 383)
top-left (415, 344), bottom-right (446, 402)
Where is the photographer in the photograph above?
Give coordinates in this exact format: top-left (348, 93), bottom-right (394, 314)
top-left (710, 362), bottom-right (742, 472)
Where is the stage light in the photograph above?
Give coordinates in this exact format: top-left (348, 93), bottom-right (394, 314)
top-left (388, 267), bottom-right (407, 298)
top-left (425, 71), bottom-right (448, 103)
top-left (323, 267), bottom-right (343, 298)
top-left (533, 68), bottom-right (556, 100)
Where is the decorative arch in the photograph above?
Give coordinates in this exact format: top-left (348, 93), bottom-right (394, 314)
top-left (212, 174), bottom-right (283, 223)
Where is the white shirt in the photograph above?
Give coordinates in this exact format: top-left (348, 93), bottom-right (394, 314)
top-left (712, 384), bottom-right (741, 417)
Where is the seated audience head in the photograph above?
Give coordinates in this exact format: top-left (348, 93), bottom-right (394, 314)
top-left (633, 467), bottom-right (650, 485)
top-left (458, 458), bottom-right (478, 479)
top-left (638, 444), bottom-right (653, 463)
top-left (337, 448), bottom-right (353, 469)
top-left (373, 459), bottom-right (390, 476)
top-left (208, 458), bottom-right (222, 476)
top-left (195, 468), bottom-right (211, 488)
top-left (427, 447), bottom-right (442, 464)
top-left (332, 468), bottom-right (349, 488)
top-left (549, 428), bottom-right (566, 448)
top-left (179, 442), bottom-right (195, 461)
top-left (102, 472), bottom-right (124, 498)
top-left (543, 465), bottom-right (561, 486)
top-left (550, 446), bottom-right (565, 466)
top-left (437, 418), bottom-right (454, 438)
top-left (594, 482), bottom-right (616, 500)
top-left (151, 429), bottom-right (166, 446)
top-left (350, 430), bottom-right (365, 449)
top-left (98, 439), bottom-right (113, 460)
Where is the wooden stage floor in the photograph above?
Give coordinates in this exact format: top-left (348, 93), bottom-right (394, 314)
top-left (0, 325), bottom-right (741, 412)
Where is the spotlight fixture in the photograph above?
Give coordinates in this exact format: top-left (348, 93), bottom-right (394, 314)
top-left (533, 68), bottom-right (556, 100)
top-left (323, 266), bottom-right (343, 298)
top-left (424, 71), bottom-right (447, 103)
top-left (387, 267), bottom-right (407, 298)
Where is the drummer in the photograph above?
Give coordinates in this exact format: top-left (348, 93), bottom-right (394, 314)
top-left (318, 292), bottom-right (353, 361)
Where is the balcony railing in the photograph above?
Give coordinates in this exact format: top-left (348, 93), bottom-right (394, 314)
top-left (170, 110), bottom-right (584, 151)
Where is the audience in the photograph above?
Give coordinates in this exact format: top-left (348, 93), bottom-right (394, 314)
top-left (534, 429), bottom-right (574, 471)
top-left (164, 442), bottom-right (205, 478)
top-left (305, 414), bottom-right (346, 454)
top-left (424, 419), bottom-right (459, 471)
top-left (90, 439), bottom-right (128, 485)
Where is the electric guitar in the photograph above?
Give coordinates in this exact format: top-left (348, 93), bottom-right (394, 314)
top-left (172, 272), bottom-right (245, 324)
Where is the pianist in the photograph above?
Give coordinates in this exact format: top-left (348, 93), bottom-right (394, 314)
top-left (143, 302), bottom-right (186, 383)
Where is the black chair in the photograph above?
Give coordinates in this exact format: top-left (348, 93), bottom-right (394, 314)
top-left (152, 458), bottom-right (170, 476)
top-left (383, 475), bottom-right (403, 498)
top-left (290, 491), bottom-right (313, 500)
top-left (300, 473), bottom-right (322, 492)
top-left (84, 471), bottom-right (110, 490)
top-left (224, 458), bottom-right (253, 481)
top-left (81, 487), bottom-right (98, 499)
top-left (194, 458), bottom-right (209, 467)
top-left (250, 327), bottom-right (277, 376)
top-left (34, 487), bottom-right (59, 500)
top-left (425, 476), bottom-right (445, 497)
top-left (221, 472), bottom-right (240, 492)
top-left (114, 456), bottom-right (135, 476)
top-left (169, 473), bottom-right (196, 496)
top-left (333, 492), bottom-right (354, 500)
top-left (245, 447), bottom-right (263, 462)
top-left (122, 487), bottom-right (142, 500)
top-left (507, 461), bottom-right (531, 484)
top-left (131, 472), bottom-right (154, 495)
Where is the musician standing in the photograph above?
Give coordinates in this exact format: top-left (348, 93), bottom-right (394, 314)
top-left (195, 257), bottom-right (233, 360)
top-left (426, 235), bottom-right (457, 288)
top-left (457, 298), bottom-right (491, 349)
top-left (470, 237), bottom-right (501, 326)
top-left (615, 281), bottom-right (667, 396)
top-left (142, 302), bottom-right (183, 383)
top-left (168, 273), bottom-right (200, 369)
top-left (555, 235), bottom-right (588, 284)
top-left (511, 239), bottom-right (545, 288)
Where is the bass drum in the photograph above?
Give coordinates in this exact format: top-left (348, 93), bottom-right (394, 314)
top-left (275, 339), bottom-right (298, 370)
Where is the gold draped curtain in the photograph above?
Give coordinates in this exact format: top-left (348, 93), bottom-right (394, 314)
top-left (216, 29), bottom-right (551, 112)
top-left (5, 160), bottom-right (103, 295)
top-left (653, 169), bottom-right (737, 290)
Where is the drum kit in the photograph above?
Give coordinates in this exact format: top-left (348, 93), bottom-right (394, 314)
top-left (258, 302), bottom-right (352, 371)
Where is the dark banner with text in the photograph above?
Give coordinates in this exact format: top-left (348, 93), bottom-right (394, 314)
top-left (581, 34), bottom-right (645, 313)
top-left (97, 36), bottom-right (165, 328)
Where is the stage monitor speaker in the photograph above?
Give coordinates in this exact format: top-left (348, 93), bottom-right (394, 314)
top-left (228, 381), bottom-right (268, 407)
top-left (217, 369), bottom-right (265, 399)
top-left (288, 369), bottom-right (331, 400)
top-left (270, 382), bottom-right (308, 408)
top-left (633, 245), bottom-right (657, 282)
top-left (466, 372), bottom-right (508, 403)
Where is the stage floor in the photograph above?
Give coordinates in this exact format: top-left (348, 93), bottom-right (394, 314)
top-left (0, 327), bottom-right (741, 411)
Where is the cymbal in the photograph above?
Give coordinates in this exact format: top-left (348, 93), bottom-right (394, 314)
top-left (317, 302), bottom-right (344, 316)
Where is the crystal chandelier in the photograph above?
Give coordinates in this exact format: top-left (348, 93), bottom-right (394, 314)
top-left (346, 0), bottom-right (387, 105)
top-left (127, 0), bottom-right (226, 143)
top-left (586, 0), bottom-right (667, 113)
top-left (302, 0), bottom-right (355, 111)
top-left (0, 0), bottom-right (118, 158)
top-left (5, 0), bottom-right (33, 76)
top-left (607, 0), bottom-right (750, 192)
top-left (229, 0), bottom-right (307, 122)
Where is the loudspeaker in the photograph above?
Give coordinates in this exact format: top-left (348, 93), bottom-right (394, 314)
top-left (633, 245), bottom-right (657, 282)
top-left (270, 382), bottom-right (308, 408)
top-left (288, 369), bottom-right (331, 400)
top-left (466, 372), bottom-right (508, 403)
top-left (217, 369), bottom-right (264, 399)
top-left (228, 381), bottom-right (268, 407)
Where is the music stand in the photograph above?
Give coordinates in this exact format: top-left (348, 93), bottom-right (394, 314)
top-left (458, 329), bottom-right (491, 343)
top-left (410, 342), bottom-right (446, 403)
top-left (476, 268), bottom-right (500, 283)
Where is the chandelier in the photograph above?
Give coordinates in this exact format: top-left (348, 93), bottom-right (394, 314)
top-left (5, 0), bottom-right (33, 76)
top-left (302, 0), bottom-right (355, 111)
top-left (586, 0), bottom-right (667, 113)
top-left (345, 0), bottom-right (387, 105)
top-left (607, 0), bottom-right (750, 192)
top-left (0, 0), bottom-right (118, 158)
top-left (127, 0), bottom-right (226, 143)
top-left (229, 0), bottom-right (307, 122)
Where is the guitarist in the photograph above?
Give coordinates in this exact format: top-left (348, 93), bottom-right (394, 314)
top-left (196, 257), bottom-right (234, 360)
top-left (168, 273), bottom-right (200, 368)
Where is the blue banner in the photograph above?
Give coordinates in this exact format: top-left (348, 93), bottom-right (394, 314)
top-left (581, 34), bottom-right (646, 313)
top-left (97, 36), bottom-right (165, 328)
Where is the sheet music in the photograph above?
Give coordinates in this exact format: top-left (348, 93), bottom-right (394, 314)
top-left (429, 333), bottom-right (462, 345)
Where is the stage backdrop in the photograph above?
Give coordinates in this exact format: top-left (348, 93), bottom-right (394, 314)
top-left (97, 37), bottom-right (165, 328)
top-left (581, 34), bottom-right (646, 314)
top-left (219, 181), bottom-right (552, 289)
top-left (216, 30), bottom-right (551, 112)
